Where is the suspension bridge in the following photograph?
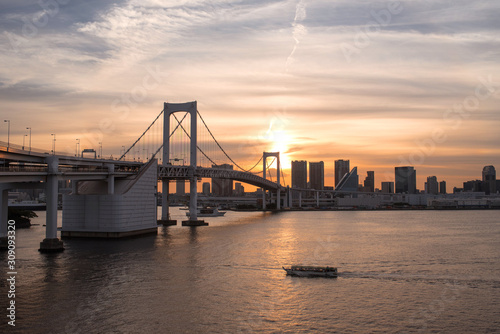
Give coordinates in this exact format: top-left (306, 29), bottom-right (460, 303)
top-left (0, 101), bottom-right (289, 252)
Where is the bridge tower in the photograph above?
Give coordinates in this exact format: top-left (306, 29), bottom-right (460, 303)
top-left (161, 101), bottom-right (207, 226)
top-left (262, 152), bottom-right (280, 211)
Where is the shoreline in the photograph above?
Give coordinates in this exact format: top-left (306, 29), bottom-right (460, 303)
top-left (231, 207), bottom-right (500, 212)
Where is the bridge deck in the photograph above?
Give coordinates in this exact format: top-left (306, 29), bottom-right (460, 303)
top-left (1, 147), bottom-right (282, 190)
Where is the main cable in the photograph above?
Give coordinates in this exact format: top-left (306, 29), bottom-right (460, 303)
top-left (197, 110), bottom-right (261, 173)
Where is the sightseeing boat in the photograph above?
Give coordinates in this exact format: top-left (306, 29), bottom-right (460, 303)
top-left (186, 207), bottom-right (226, 217)
top-left (283, 265), bottom-right (338, 278)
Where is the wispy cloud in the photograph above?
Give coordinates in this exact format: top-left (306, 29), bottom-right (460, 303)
top-left (0, 0), bottom-right (499, 187)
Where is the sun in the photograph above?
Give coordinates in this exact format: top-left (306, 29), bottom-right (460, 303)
top-left (261, 126), bottom-right (291, 174)
top-left (259, 118), bottom-right (293, 174)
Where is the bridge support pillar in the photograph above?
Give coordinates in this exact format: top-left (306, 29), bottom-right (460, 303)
top-left (182, 176), bottom-right (207, 226)
top-left (316, 191), bottom-right (320, 208)
top-left (285, 186), bottom-right (291, 208)
top-left (39, 156), bottom-right (64, 253)
top-left (299, 191), bottom-right (302, 208)
top-left (159, 180), bottom-right (176, 226)
top-left (0, 189), bottom-right (8, 250)
top-left (262, 152), bottom-right (280, 211)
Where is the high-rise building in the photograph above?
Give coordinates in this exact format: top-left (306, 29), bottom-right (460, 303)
top-left (234, 182), bottom-right (245, 196)
top-left (463, 180), bottom-right (484, 192)
top-left (202, 182), bottom-right (211, 195)
top-left (426, 176), bottom-right (439, 195)
top-left (335, 160), bottom-right (350, 188)
top-left (212, 164), bottom-right (233, 196)
top-left (363, 171), bottom-right (375, 192)
top-left (309, 161), bottom-right (324, 190)
top-left (291, 160), bottom-right (307, 189)
top-left (439, 181), bottom-right (446, 194)
top-left (336, 167), bottom-right (359, 192)
top-left (381, 182), bottom-right (394, 193)
top-left (482, 165), bottom-right (496, 195)
top-left (176, 180), bottom-right (185, 195)
top-left (395, 166), bottom-right (416, 194)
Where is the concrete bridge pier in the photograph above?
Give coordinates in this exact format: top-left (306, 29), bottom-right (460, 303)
top-left (0, 188), bottom-right (8, 250)
top-left (158, 180), bottom-right (177, 226)
top-left (39, 156), bottom-right (64, 253)
top-left (182, 175), bottom-right (207, 226)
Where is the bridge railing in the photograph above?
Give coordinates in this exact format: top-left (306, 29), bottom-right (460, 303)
top-left (0, 166), bottom-right (48, 173)
top-left (0, 140), bottom-right (73, 156)
top-left (0, 165), bottom-right (142, 174)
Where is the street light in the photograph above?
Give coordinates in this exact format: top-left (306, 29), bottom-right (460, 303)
top-left (3, 120), bottom-right (10, 151)
top-left (76, 138), bottom-right (80, 157)
top-left (51, 133), bottom-right (56, 155)
top-left (26, 127), bottom-right (31, 153)
top-left (98, 142), bottom-right (102, 159)
top-left (23, 134), bottom-right (27, 150)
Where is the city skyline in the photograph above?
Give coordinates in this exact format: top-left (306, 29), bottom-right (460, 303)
top-left (1, 1), bottom-right (499, 190)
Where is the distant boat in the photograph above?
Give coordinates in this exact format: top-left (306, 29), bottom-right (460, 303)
top-left (186, 207), bottom-right (226, 217)
top-left (283, 265), bottom-right (338, 278)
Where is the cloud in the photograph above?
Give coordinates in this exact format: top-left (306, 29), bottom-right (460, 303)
top-left (0, 0), bottom-right (499, 188)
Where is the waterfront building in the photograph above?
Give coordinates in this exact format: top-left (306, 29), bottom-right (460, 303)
top-left (463, 180), bottom-right (484, 193)
top-left (426, 176), bottom-right (439, 195)
top-left (291, 160), bottom-right (307, 189)
top-left (234, 182), bottom-right (245, 196)
top-left (381, 181), bottom-right (394, 193)
top-left (202, 182), bottom-right (210, 195)
top-left (363, 171), bottom-right (375, 192)
top-left (336, 167), bottom-right (359, 192)
top-left (176, 180), bottom-right (185, 195)
top-left (309, 161), bottom-right (324, 190)
top-left (482, 165), bottom-right (496, 195)
top-left (395, 166), bottom-right (416, 194)
top-left (439, 181), bottom-right (446, 194)
top-left (335, 159), bottom-right (350, 188)
top-left (212, 164), bottom-right (233, 196)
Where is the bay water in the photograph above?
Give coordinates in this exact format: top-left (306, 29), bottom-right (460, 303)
top-left (1, 209), bottom-right (499, 333)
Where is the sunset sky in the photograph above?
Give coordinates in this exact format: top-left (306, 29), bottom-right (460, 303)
top-left (1, 0), bottom-right (499, 190)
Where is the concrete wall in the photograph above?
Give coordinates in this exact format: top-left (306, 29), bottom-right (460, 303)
top-left (62, 160), bottom-right (157, 237)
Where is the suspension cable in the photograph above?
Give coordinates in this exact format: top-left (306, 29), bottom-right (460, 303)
top-left (144, 112), bottom-right (190, 161)
top-left (125, 108), bottom-right (265, 175)
top-left (280, 167), bottom-right (287, 187)
top-left (165, 113), bottom-right (217, 166)
top-left (119, 110), bottom-right (164, 161)
top-left (171, 112), bottom-right (263, 170)
top-left (266, 157), bottom-right (276, 183)
top-left (197, 110), bottom-right (261, 173)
